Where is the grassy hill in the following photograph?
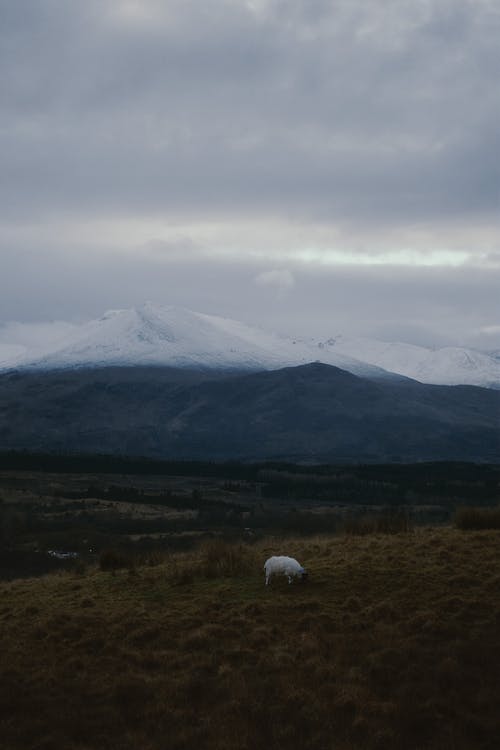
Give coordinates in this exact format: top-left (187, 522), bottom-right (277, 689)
top-left (1, 528), bottom-right (500, 749)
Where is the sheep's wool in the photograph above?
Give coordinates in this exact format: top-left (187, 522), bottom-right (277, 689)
top-left (264, 556), bottom-right (306, 585)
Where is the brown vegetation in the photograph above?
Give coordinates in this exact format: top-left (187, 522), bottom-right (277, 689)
top-left (341, 510), bottom-right (412, 535)
top-left (1, 528), bottom-right (500, 749)
top-left (454, 506), bottom-right (500, 530)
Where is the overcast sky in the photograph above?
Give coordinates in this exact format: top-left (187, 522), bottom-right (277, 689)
top-left (1, 0), bottom-right (499, 349)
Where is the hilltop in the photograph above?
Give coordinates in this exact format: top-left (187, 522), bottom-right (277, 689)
top-left (2, 303), bottom-right (500, 388)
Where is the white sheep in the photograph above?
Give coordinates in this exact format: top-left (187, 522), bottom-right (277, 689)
top-left (264, 556), bottom-right (308, 586)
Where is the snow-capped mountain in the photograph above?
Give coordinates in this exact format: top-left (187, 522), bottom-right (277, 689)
top-left (317, 335), bottom-right (500, 389)
top-left (1, 303), bottom-right (387, 379)
top-left (1, 303), bottom-right (499, 389)
top-left (0, 343), bottom-right (26, 369)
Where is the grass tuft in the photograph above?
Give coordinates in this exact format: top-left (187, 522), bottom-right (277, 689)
top-left (341, 511), bottom-right (412, 535)
top-left (199, 538), bottom-right (258, 578)
top-left (169, 538), bottom-right (258, 583)
top-left (454, 506), bottom-right (500, 530)
top-left (99, 548), bottom-right (135, 571)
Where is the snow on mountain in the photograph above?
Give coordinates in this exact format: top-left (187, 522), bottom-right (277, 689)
top-left (1, 303), bottom-right (499, 388)
top-left (0, 343), bottom-right (26, 369)
top-left (318, 335), bottom-right (500, 388)
top-left (2, 303), bottom-right (385, 379)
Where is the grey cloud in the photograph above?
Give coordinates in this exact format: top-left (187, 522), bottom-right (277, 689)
top-left (1, 0), bottom-right (499, 352)
top-left (1, 243), bottom-right (500, 350)
top-left (0, 320), bottom-right (76, 351)
top-left (0, 0), bottom-right (499, 225)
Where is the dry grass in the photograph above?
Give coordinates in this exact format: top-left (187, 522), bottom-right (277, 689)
top-left (168, 539), bottom-right (259, 584)
top-left (455, 506), bottom-right (500, 530)
top-left (1, 528), bottom-right (500, 749)
top-left (341, 511), bottom-right (412, 535)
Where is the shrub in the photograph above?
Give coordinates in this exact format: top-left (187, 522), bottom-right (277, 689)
top-left (455, 507), bottom-right (500, 530)
top-left (342, 511), bottom-right (412, 536)
top-left (99, 548), bottom-right (134, 571)
top-left (169, 539), bottom-right (258, 583)
top-left (199, 539), bottom-right (257, 578)
top-left (142, 550), bottom-right (166, 567)
top-left (70, 558), bottom-right (87, 576)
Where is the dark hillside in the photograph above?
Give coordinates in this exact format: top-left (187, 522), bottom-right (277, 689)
top-left (0, 363), bottom-right (498, 461)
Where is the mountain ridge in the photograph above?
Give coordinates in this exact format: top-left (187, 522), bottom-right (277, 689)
top-left (1, 302), bottom-right (499, 389)
top-left (0, 362), bottom-right (498, 463)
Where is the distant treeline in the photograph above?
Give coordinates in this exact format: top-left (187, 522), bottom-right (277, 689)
top-left (0, 451), bottom-right (257, 479)
top-left (259, 467), bottom-right (500, 506)
top-left (1, 450), bottom-right (499, 478)
top-left (1, 451), bottom-right (499, 507)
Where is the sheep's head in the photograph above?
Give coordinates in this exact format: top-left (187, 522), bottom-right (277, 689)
top-left (300, 569), bottom-right (309, 583)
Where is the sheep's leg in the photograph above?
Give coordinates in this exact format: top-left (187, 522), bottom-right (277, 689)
top-left (265, 574), bottom-right (269, 586)
top-left (288, 575), bottom-right (292, 584)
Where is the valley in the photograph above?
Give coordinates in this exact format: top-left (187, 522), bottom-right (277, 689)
top-left (1, 456), bottom-right (498, 580)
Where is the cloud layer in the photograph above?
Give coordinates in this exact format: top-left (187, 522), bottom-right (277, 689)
top-left (1, 0), bottom-right (499, 346)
